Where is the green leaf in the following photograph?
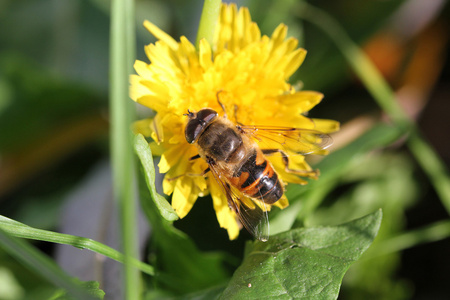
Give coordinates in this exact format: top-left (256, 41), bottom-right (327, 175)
top-left (136, 167), bottom-right (231, 295)
top-left (134, 133), bottom-right (178, 221)
top-left (220, 210), bottom-right (382, 299)
top-left (0, 215), bottom-right (154, 276)
top-left (49, 280), bottom-right (105, 300)
top-left (134, 137), bottom-right (231, 294)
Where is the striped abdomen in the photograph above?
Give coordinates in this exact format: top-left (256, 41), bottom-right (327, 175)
top-left (228, 149), bottom-right (283, 204)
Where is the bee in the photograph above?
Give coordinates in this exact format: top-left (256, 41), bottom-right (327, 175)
top-left (184, 102), bottom-right (332, 241)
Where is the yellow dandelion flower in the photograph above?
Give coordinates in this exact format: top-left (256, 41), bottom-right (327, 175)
top-left (130, 3), bottom-right (339, 240)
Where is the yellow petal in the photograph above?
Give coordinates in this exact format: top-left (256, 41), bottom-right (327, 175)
top-left (132, 119), bottom-right (153, 137)
top-left (133, 60), bottom-right (152, 79)
top-left (199, 39), bottom-right (213, 70)
top-left (284, 48), bottom-right (307, 78)
top-left (209, 178), bottom-right (240, 240)
top-left (285, 37), bottom-right (299, 54)
top-left (249, 22), bottom-right (261, 43)
top-left (129, 74), bottom-right (150, 101)
top-left (143, 20), bottom-right (179, 50)
top-left (278, 91), bottom-right (323, 113)
top-left (140, 78), bottom-right (171, 101)
top-left (239, 6), bottom-right (252, 44)
top-left (272, 194), bottom-right (289, 209)
top-left (150, 114), bottom-right (164, 143)
top-left (312, 118), bottom-right (341, 133)
top-left (145, 43), bottom-right (176, 71)
top-left (149, 141), bottom-right (164, 156)
top-left (135, 94), bottom-right (169, 114)
top-left (178, 37), bottom-right (199, 75)
top-left (172, 178), bottom-right (198, 218)
top-left (159, 144), bottom-right (185, 173)
top-left (270, 24), bottom-right (288, 50)
top-left (163, 176), bottom-right (175, 196)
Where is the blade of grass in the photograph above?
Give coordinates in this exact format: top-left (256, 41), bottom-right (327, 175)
top-left (195, 0), bottom-right (222, 48)
top-left (110, 0), bottom-right (139, 297)
top-left (367, 219), bottom-right (450, 258)
top-left (296, 3), bottom-right (450, 215)
top-left (0, 215), bottom-right (154, 276)
top-left (0, 228), bottom-right (99, 300)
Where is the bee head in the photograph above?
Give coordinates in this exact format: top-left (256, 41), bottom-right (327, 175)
top-left (185, 108), bottom-right (218, 144)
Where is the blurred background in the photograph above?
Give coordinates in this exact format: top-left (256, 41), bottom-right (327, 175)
top-left (0, 0), bottom-right (449, 299)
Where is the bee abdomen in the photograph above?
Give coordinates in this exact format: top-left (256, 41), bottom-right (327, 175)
top-left (232, 150), bottom-right (283, 204)
top-left (253, 174), bottom-right (283, 204)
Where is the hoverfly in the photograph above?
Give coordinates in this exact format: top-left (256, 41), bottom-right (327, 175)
top-left (183, 100), bottom-right (332, 241)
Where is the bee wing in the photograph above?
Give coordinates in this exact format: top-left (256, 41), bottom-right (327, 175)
top-left (208, 163), bottom-right (269, 242)
top-left (241, 125), bottom-right (332, 155)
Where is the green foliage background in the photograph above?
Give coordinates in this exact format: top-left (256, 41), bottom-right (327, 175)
top-left (0, 0), bottom-right (449, 299)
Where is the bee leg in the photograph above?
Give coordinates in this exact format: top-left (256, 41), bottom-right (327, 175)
top-left (188, 167), bottom-right (211, 177)
top-left (233, 104), bottom-right (244, 125)
top-left (166, 167), bottom-right (211, 181)
top-left (262, 149), bottom-right (319, 178)
top-left (216, 90), bottom-right (228, 118)
top-left (189, 154), bottom-right (201, 161)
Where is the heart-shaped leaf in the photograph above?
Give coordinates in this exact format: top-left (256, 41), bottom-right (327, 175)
top-left (220, 210), bottom-right (382, 299)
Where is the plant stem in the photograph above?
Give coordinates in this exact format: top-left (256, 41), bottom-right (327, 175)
top-left (110, 0), bottom-right (140, 298)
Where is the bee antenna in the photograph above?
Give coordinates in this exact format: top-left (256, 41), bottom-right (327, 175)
top-left (184, 109), bottom-right (195, 117)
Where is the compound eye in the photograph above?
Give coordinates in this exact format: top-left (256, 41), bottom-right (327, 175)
top-left (185, 121), bottom-right (203, 144)
top-left (184, 109), bottom-right (217, 144)
top-left (196, 109), bottom-right (217, 124)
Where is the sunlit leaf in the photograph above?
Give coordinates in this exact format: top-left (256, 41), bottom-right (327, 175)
top-left (220, 210), bottom-right (382, 299)
top-left (134, 133), bottom-right (179, 221)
